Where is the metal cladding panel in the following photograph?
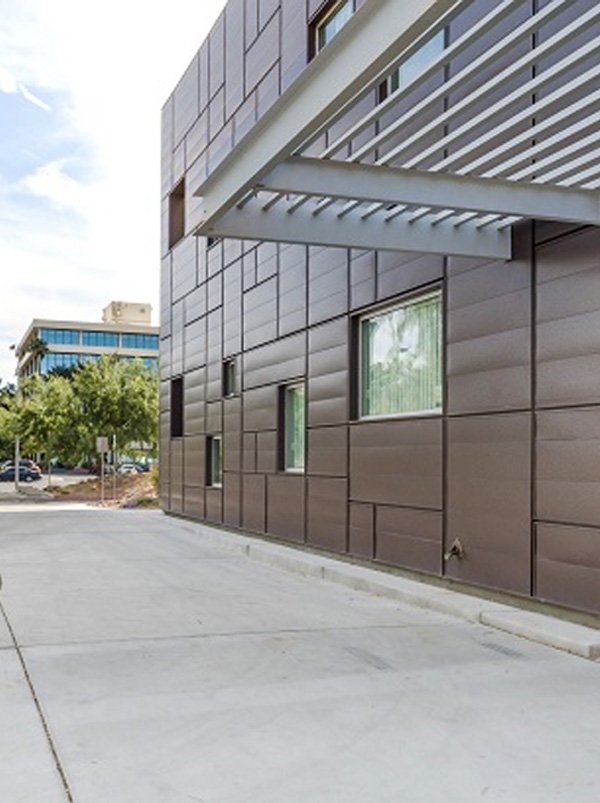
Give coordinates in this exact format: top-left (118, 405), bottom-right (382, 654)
top-left (242, 473), bottom-right (266, 532)
top-left (184, 368), bottom-right (205, 436)
top-left (349, 502), bottom-right (374, 558)
top-left (349, 250), bottom-right (376, 311)
top-left (224, 263), bottom-right (243, 356)
top-left (170, 440), bottom-right (184, 514)
top-left (537, 408), bottom-right (600, 527)
top-left (224, 472), bottom-right (241, 527)
top-left (243, 332), bottom-right (306, 389)
top-left (308, 247), bottom-right (349, 326)
top-left (307, 477), bottom-right (348, 551)
top-left (267, 474), bottom-right (305, 542)
top-left (350, 419), bottom-right (443, 509)
top-left (281, 0), bottom-right (307, 91)
top-left (536, 522), bottom-right (600, 614)
top-left (376, 252), bottom-right (443, 303)
top-left (206, 400), bottom-right (223, 434)
top-left (307, 426), bottom-right (348, 477)
top-left (245, 11), bottom-right (279, 95)
top-left (279, 244), bottom-right (307, 336)
top-left (446, 413), bottom-right (531, 595)
top-left (183, 435), bottom-right (205, 488)
top-left (243, 276), bottom-right (277, 349)
top-left (256, 430), bottom-right (277, 472)
top-left (183, 485), bottom-right (205, 519)
top-left (173, 54), bottom-right (199, 147)
top-left (244, 385), bottom-right (278, 431)
top-left (184, 285), bottom-right (206, 325)
top-left (308, 317), bottom-right (349, 427)
top-left (376, 506), bottom-right (443, 575)
top-left (243, 433), bottom-right (257, 473)
top-left (447, 227), bottom-right (532, 414)
top-left (205, 487), bottom-right (224, 524)
top-left (224, 396), bottom-right (242, 472)
top-left (537, 228), bottom-right (600, 407)
top-left (172, 237), bottom-right (197, 303)
top-left (184, 318), bottom-right (206, 373)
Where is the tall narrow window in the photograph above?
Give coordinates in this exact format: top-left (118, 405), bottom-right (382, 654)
top-left (170, 377), bottom-right (184, 438)
top-left (168, 178), bottom-right (185, 249)
top-left (314, 0), bottom-right (354, 54)
top-left (283, 383), bottom-right (305, 471)
top-left (207, 435), bottom-right (223, 486)
top-left (360, 291), bottom-right (442, 418)
top-left (222, 359), bottom-right (236, 397)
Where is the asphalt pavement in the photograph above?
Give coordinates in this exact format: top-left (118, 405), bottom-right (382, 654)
top-left (0, 507), bottom-right (598, 802)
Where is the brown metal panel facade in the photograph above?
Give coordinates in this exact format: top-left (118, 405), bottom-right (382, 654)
top-left (161, 0), bottom-right (600, 615)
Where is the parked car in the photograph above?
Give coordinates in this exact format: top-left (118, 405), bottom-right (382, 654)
top-left (117, 463), bottom-right (141, 475)
top-left (2, 458), bottom-right (42, 473)
top-left (0, 466), bottom-right (42, 483)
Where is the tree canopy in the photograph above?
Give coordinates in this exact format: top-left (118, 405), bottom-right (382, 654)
top-left (0, 357), bottom-right (158, 465)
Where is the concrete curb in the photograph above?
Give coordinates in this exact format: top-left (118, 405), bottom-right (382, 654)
top-left (186, 521), bottom-right (600, 662)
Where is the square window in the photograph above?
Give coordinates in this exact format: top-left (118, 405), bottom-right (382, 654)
top-left (170, 377), bottom-right (184, 438)
top-left (282, 383), bottom-right (305, 472)
top-left (168, 178), bottom-right (185, 249)
top-left (313, 0), bottom-right (354, 55)
top-left (222, 359), bottom-right (236, 397)
top-left (207, 435), bottom-right (223, 487)
top-left (359, 291), bottom-right (442, 418)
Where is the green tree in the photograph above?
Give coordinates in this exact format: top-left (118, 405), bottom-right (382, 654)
top-left (73, 356), bottom-right (158, 459)
top-left (17, 375), bottom-right (83, 482)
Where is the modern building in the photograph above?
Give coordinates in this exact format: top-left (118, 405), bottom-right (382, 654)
top-left (16, 301), bottom-right (159, 378)
top-left (160, 0), bottom-right (600, 616)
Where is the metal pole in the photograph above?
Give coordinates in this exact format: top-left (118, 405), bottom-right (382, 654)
top-left (112, 434), bottom-right (117, 502)
top-left (14, 433), bottom-right (20, 493)
top-left (100, 451), bottom-right (105, 504)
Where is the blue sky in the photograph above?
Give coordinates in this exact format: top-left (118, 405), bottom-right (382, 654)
top-left (0, 0), bottom-right (225, 382)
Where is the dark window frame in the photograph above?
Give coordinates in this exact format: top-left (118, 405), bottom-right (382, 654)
top-left (168, 178), bottom-right (185, 250)
top-left (170, 376), bottom-right (184, 438)
top-left (206, 435), bottom-right (223, 487)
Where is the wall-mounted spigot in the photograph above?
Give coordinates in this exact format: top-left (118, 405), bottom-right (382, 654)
top-left (444, 538), bottom-right (465, 561)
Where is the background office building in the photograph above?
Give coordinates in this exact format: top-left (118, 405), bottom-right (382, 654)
top-left (17, 301), bottom-right (159, 378)
top-left (161, 0), bottom-right (600, 616)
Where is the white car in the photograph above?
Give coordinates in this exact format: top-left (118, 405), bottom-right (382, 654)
top-left (117, 463), bottom-right (141, 475)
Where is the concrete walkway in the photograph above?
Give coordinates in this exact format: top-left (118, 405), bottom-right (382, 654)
top-left (0, 507), bottom-right (598, 802)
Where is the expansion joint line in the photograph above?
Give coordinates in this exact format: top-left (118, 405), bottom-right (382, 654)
top-left (0, 599), bottom-right (75, 802)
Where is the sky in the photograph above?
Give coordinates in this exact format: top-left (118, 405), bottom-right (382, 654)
top-left (0, 0), bottom-right (226, 382)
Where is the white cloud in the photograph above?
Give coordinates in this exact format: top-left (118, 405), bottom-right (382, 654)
top-left (0, 63), bottom-right (52, 110)
top-left (19, 161), bottom-right (86, 210)
top-left (0, 0), bottom-right (226, 381)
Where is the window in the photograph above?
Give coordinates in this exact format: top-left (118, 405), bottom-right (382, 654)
top-left (222, 359), bottom-right (236, 397)
top-left (170, 377), bottom-right (183, 438)
top-left (82, 330), bottom-right (119, 348)
top-left (360, 291), bottom-right (442, 418)
top-left (40, 328), bottom-right (80, 346)
top-left (168, 178), bottom-right (185, 249)
top-left (207, 436), bottom-right (223, 487)
top-left (314, 0), bottom-right (354, 54)
top-left (379, 30), bottom-right (445, 101)
top-left (282, 383), bottom-right (305, 471)
top-left (122, 333), bottom-right (159, 350)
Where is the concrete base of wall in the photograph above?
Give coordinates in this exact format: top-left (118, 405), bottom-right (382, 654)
top-left (171, 514), bottom-right (600, 661)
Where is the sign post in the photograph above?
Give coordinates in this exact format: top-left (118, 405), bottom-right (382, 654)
top-left (112, 434), bottom-right (117, 502)
top-left (96, 436), bottom-right (109, 504)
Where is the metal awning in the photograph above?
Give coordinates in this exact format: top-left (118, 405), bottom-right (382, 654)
top-left (192, 0), bottom-right (600, 260)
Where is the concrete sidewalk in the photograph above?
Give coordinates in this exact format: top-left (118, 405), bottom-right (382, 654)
top-left (0, 507), bottom-right (599, 802)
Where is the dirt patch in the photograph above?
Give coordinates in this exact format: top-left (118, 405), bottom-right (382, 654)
top-left (49, 473), bottom-right (159, 509)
